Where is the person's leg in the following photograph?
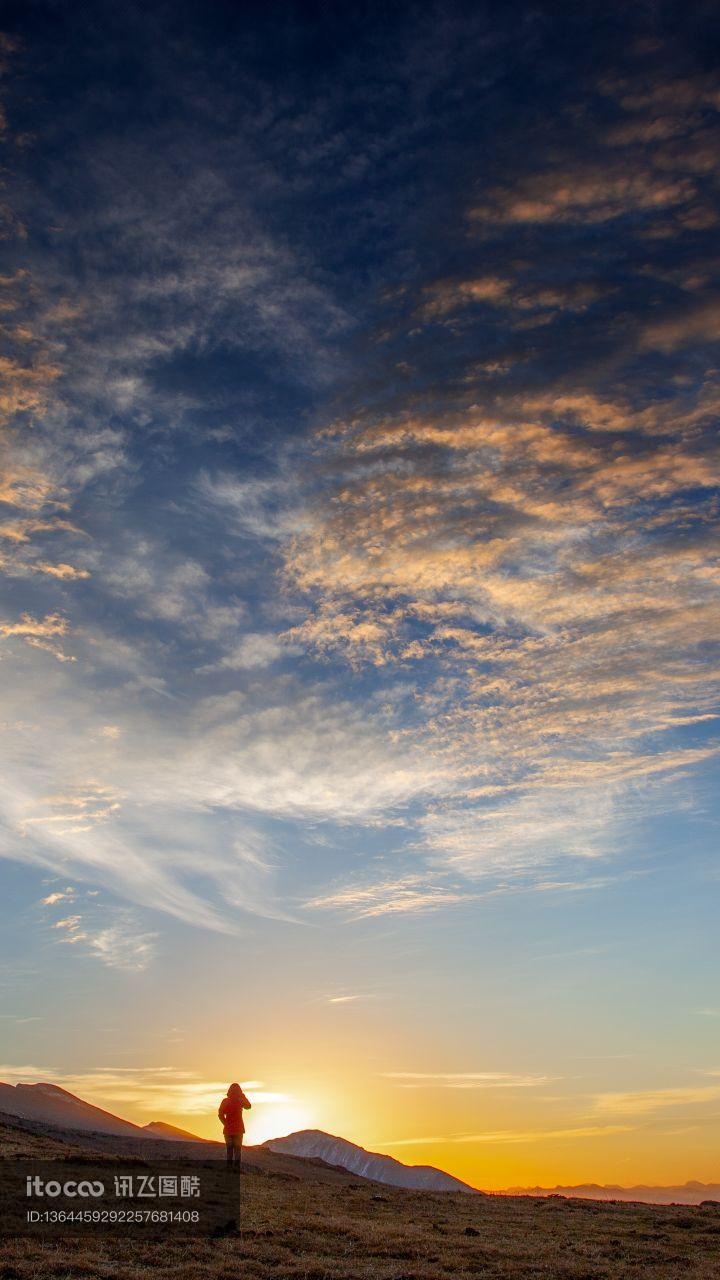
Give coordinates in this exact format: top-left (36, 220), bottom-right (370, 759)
top-left (225, 1135), bottom-right (234, 1167)
top-left (233, 1135), bottom-right (243, 1170)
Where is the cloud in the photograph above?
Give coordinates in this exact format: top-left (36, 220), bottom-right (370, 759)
top-left (52, 915), bottom-right (83, 932)
top-left (0, 355), bottom-right (60, 429)
top-left (22, 786), bottom-right (121, 837)
top-left (199, 631), bottom-right (296, 672)
top-left (38, 884), bottom-right (155, 970)
top-left (31, 561), bottom-right (90, 580)
top-left (595, 1085), bottom-right (720, 1115)
top-left (0, 1064), bottom-right (60, 1081)
top-left (40, 888), bottom-right (74, 906)
top-left (307, 875), bottom-right (477, 918)
top-left (1, 656), bottom-right (456, 930)
top-left (307, 865), bottom-right (640, 919)
top-left (640, 299), bottom-right (720, 351)
top-left (0, 1063), bottom-right (278, 1115)
top-left (0, 612), bottom-right (74, 661)
top-left (384, 1125), bottom-right (634, 1146)
top-left (198, 472), bottom-right (304, 542)
top-left (470, 70), bottom-right (719, 236)
top-left (88, 919), bottom-right (157, 972)
top-left (471, 164), bottom-right (696, 227)
top-left (0, 612), bottom-right (67, 639)
top-left (381, 1072), bottom-right (556, 1089)
top-left (420, 275), bottom-right (609, 322)
top-left (418, 750), bottom-right (719, 877)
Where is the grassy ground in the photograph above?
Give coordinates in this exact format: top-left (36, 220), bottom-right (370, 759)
top-left (1, 1118), bottom-right (719, 1279)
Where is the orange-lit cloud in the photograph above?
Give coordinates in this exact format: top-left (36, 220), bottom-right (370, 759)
top-left (382, 1072), bottom-right (556, 1088)
top-left (385, 1125), bottom-right (634, 1146)
top-left (596, 1085), bottom-right (720, 1115)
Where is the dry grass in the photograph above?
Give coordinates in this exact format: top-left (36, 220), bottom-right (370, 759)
top-left (1, 1117), bottom-right (719, 1279)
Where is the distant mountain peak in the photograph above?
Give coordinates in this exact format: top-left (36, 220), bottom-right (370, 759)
top-left (142, 1120), bottom-right (209, 1142)
top-left (506, 1181), bottom-right (720, 1206)
top-left (262, 1129), bottom-right (476, 1194)
top-left (16, 1082), bottom-right (78, 1098)
top-left (0, 1080), bottom-right (146, 1137)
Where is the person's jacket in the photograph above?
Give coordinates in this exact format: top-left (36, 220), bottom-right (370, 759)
top-left (218, 1088), bottom-right (251, 1136)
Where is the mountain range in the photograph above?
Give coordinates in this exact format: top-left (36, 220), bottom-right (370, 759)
top-left (0, 1081), bottom-right (469, 1193)
top-left (0, 1081), bottom-right (153, 1138)
top-left (1, 1081), bottom-right (717, 1204)
top-left (505, 1182), bottom-right (720, 1206)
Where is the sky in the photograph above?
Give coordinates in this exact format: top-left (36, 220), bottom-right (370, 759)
top-left (0, 0), bottom-right (718, 1191)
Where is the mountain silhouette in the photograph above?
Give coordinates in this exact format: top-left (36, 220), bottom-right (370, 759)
top-left (262, 1129), bottom-right (476, 1193)
top-left (141, 1120), bottom-right (209, 1141)
top-left (506, 1181), bottom-right (720, 1206)
top-left (0, 1082), bottom-right (148, 1137)
top-left (0, 1083), bottom-right (208, 1144)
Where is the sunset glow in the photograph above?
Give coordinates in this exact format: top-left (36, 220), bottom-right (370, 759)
top-left (243, 1103), bottom-right (316, 1148)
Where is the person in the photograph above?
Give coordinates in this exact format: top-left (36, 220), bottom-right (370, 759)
top-left (218, 1082), bottom-right (251, 1170)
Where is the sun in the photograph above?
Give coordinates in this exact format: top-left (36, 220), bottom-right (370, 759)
top-left (244, 1101), bottom-right (315, 1146)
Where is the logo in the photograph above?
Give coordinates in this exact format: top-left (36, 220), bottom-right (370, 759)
top-left (26, 1176), bottom-right (104, 1198)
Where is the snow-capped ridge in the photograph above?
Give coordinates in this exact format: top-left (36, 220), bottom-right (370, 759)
top-left (262, 1129), bottom-right (476, 1193)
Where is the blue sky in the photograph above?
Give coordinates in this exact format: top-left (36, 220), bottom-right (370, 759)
top-left (0, 1), bottom-right (718, 1186)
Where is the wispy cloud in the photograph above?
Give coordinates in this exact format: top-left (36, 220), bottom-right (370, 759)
top-left (87, 921), bottom-right (158, 972)
top-left (40, 888), bottom-right (75, 906)
top-left (0, 1064), bottom-right (284, 1115)
top-left (0, 613), bottom-right (73, 662)
top-left (381, 1072), bottom-right (557, 1089)
top-left (307, 875), bottom-right (477, 919)
top-left (308, 868), bottom-right (642, 920)
top-left (595, 1085), bottom-right (720, 1115)
top-left (324, 994), bottom-right (370, 1005)
top-left (198, 631), bottom-right (298, 673)
top-left (39, 892), bottom-right (157, 971)
top-left (383, 1126), bottom-right (634, 1146)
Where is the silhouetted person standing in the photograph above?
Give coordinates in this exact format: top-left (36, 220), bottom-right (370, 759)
top-left (218, 1082), bottom-right (251, 1170)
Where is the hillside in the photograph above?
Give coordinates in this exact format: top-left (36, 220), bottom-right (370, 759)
top-left (0, 1081), bottom-right (149, 1137)
top-left (142, 1120), bottom-right (211, 1141)
top-left (2, 1112), bottom-right (720, 1279)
